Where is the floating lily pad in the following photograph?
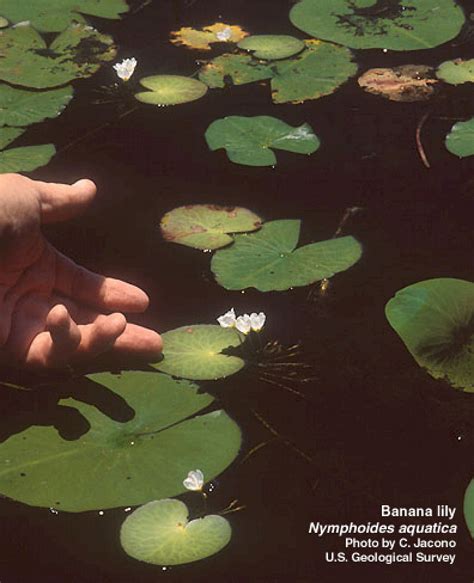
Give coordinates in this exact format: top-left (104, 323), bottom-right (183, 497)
top-left (121, 499), bottom-right (231, 565)
top-left (199, 40), bottom-right (356, 103)
top-left (205, 116), bottom-right (320, 166)
top-left (0, 127), bottom-right (25, 150)
top-left (385, 278), bottom-right (474, 392)
top-left (0, 16), bottom-right (8, 28)
top-left (135, 75), bottom-right (208, 106)
top-left (290, 0), bottom-right (465, 51)
top-left (238, 35), bottom-right (305, 60)
top-left (464, 479), bottom-right (474, 539)
top-left (211, 220), bottom-right (362, 292)
top-left (171, 23), bottom-right (248, 50)
top-left (0, 85), bottom-right (73, 127)
top-left (152, 325), bottom-right (245, 380)
top-left (445, 118), bottom-right (474, 158)
top-left (0, 144), bottom-right (56, 173)
top-left (0, 24), bottom-right (116, 89)
top-left (160, 205), bottom-right (262, 250)
top-left (0, 0), bottom-right (129, 32)
top-left (358, 65), bottom-right (437, 102)
top-left (0, 372), bottom-right (241, 511)
top-left (437, 59), bottom-right (474, 85)
top-left (271, 40), bottom-right (357, 104)
top-left (199, 54), bottom-right (274, 89)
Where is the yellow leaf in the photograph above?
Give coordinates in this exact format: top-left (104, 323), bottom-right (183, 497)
top-left (170, 23), bottom-right (248, 50)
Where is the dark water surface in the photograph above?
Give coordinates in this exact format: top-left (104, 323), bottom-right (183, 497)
top-left (1, 0), bottom-right (474, 581)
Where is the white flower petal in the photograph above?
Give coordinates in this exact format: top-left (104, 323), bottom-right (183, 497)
top-left (250, 312), bottom-right (266, 332)
top-left (113, 57), bottom-right (137, 82)
top-left (183, 469), bottom-right (204, 491)
top-left (216, 27), bottom-right (232, 41)
top-left (217, 308), bottom-right (236, 328)
top-left (235, 314), bottom-right (252, 335)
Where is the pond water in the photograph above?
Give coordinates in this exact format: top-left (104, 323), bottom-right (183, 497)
top-left (1, 0), bottom-right (474, 581)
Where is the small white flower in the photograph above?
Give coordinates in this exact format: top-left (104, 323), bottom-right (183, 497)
top-left (250, 312), bottom-right (266, 332)
top-left (183, 469), bottom-right (204, 491)
top-left (113, 57), bottom-right (137, 82)
top-left (217, 308), bottom-right (236, 328)
top-left (215, 27), bottom-right (232, 41)
top-left (235, 314), bottom-right (252, 335)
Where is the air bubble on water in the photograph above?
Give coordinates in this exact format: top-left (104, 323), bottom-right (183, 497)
top-left (130, 441), bottom-right (135, 446)
top-left (49, 507), bottom-right (59, 515)
top-left (382, 48), bottom-right (388, 53)
top-left (241, 290), bottom-right (245, 294)
top-left (457, 435), bottom-right (462, 441)
top-left (162, 566), bottom-right (169, 571)
top-left (98, 510), bottom-right (105, 516)
top-left (124, 507), bottom-right (132, 512)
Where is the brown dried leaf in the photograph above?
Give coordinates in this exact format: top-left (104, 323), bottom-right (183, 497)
top-left (358, 65), bottom-right (438, 102)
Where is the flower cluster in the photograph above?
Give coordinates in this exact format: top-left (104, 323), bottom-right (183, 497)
top-left (217, 308), bottom-right (266, 334)
top-left (113, 57), bottom-right (137, 82)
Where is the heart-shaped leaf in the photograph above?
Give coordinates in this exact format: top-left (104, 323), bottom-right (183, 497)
top-left (152, 325), bottom-right (245, 380)
top-left (160, 204), bottom-right (262, 250)
top-left (464, 479), bottom-right (474, 539)
top-left (437, 59), bottom-right (474, 85)
top-left (211, 219), bottom-right (362, 291)
top-left (0, 84), bottom-right (73, 127)
top-left (205, 116), bottom-right (320, 166)
top-left (385, 278), bottom-right (474, 392)
top-left (0, 23), bottom-right (116, 89)
top-left (238, 35), bottom-right (304, 60)
top-left (0, 0), bottom-right (129, 32)
top-left (290, 0), bottom-right (465, 50)
top-left (445, 118), bottom-right (474, 158)
top-left (199, 54), bottom-right (274, 89)
top-left (0, 372), bottom-right (241, 511)
top-left (121, 499), bottom-right (231, 565)
top-left (135, 75), bottom-right (208, 106)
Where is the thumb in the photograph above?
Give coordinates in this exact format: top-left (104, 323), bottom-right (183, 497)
top-left (36, 178), bottom-right (97, 224)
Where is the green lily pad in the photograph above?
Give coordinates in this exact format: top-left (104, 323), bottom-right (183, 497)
top-left (0, 372), bottom-right (241, 511)
top-left (160, 205), bottom-right (262, 250)
top-left (237, 35), bottom-right (305, 60)
top-left (437, 59), bottom-right (474, 85)
top-left (121, 499), bottom-right (231, 565)
top-left (205, 116), bottom-right (320, 167)
top-left (0, 16), bottom-right (8, 28)
top-left (199, 40), bottom-right (356, 104)
top-left (199, 54), bottom-right (274, 89)
top-left (0, 127), bottom-right (25, 150)
top-left (0, 0), bottom-right (129, 32)
top-left (135, 75), bottom-right (208, 106)
top-left (211, 220), bottom-right (362, 291)
top-left (271, 39), bottom-right (357, 104)
top-left (385, 278), bottom-right (474, 392)
top-left (0, 23), bottom-right (116, 89)
top-left (445, 118), bottom-right (474, 158)
top-left (0, 144), bottom-right (56, 173)
top-left (0, 85), bottom-right (73, 127)
top-left (152, 325), bottom-right (245, 380)
top-left (290, 0), bottom-right (465, 51)
top-left (464, 479), bottom-right (474, 539)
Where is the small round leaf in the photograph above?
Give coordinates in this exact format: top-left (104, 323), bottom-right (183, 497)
top-left (120, 499), bottom-right (231, 565)
top-left (238, 35), bottom-right (304, 60)
top-left (160, 204), bottom-right (262, 250)
top-left (152, 325), bottom-right (245, 380)
top-left (437, 59), bottom-right (474, 85)
top-left (446, 118), bottom-right (474, 159)
top-left (135, 75), bottom-right (208, 106)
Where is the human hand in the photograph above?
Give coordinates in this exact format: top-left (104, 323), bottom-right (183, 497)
top-left (0, 173), bottom-right (162, 368)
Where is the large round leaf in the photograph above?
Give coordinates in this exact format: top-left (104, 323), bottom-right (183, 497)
top-left (121, 499), bottom-right (231, 565)
top-left (0, 0), bottom-right (129, 32)
top-left (464, 479), bottom-right (474, 539)
top-left (270, 40), bottom-right (357, 104)
top-left (385, 278), bottom-right (474, 392)
top-left (160, 204), bottom-right (262, 250)
top-left (199, 54), bottom-right (274, 89)
top-left (446, 118), bottom-right (474, 158)
top-left (152, 325), bottom-right (245, 380)
top-left (437, 59), bottom-right (474, 85)
top-left (0, 24), bottom-right (116, 89)
top-left (205, 116), bottom-right (320, 167)
top-left (135, 75), bottom-right (208, 106)
top-left (0, 372), bottom-right (241, 511)
top-left (211, 220), bottom-right (362, 291)
top-left (290, 0), bottom-right (465, 50)
top-left (0, 84), bottom-right (73, 127)
top-left (238, 35), bottom-right (305, 60)
top-left (0, 144), bottom-right (56, 173)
